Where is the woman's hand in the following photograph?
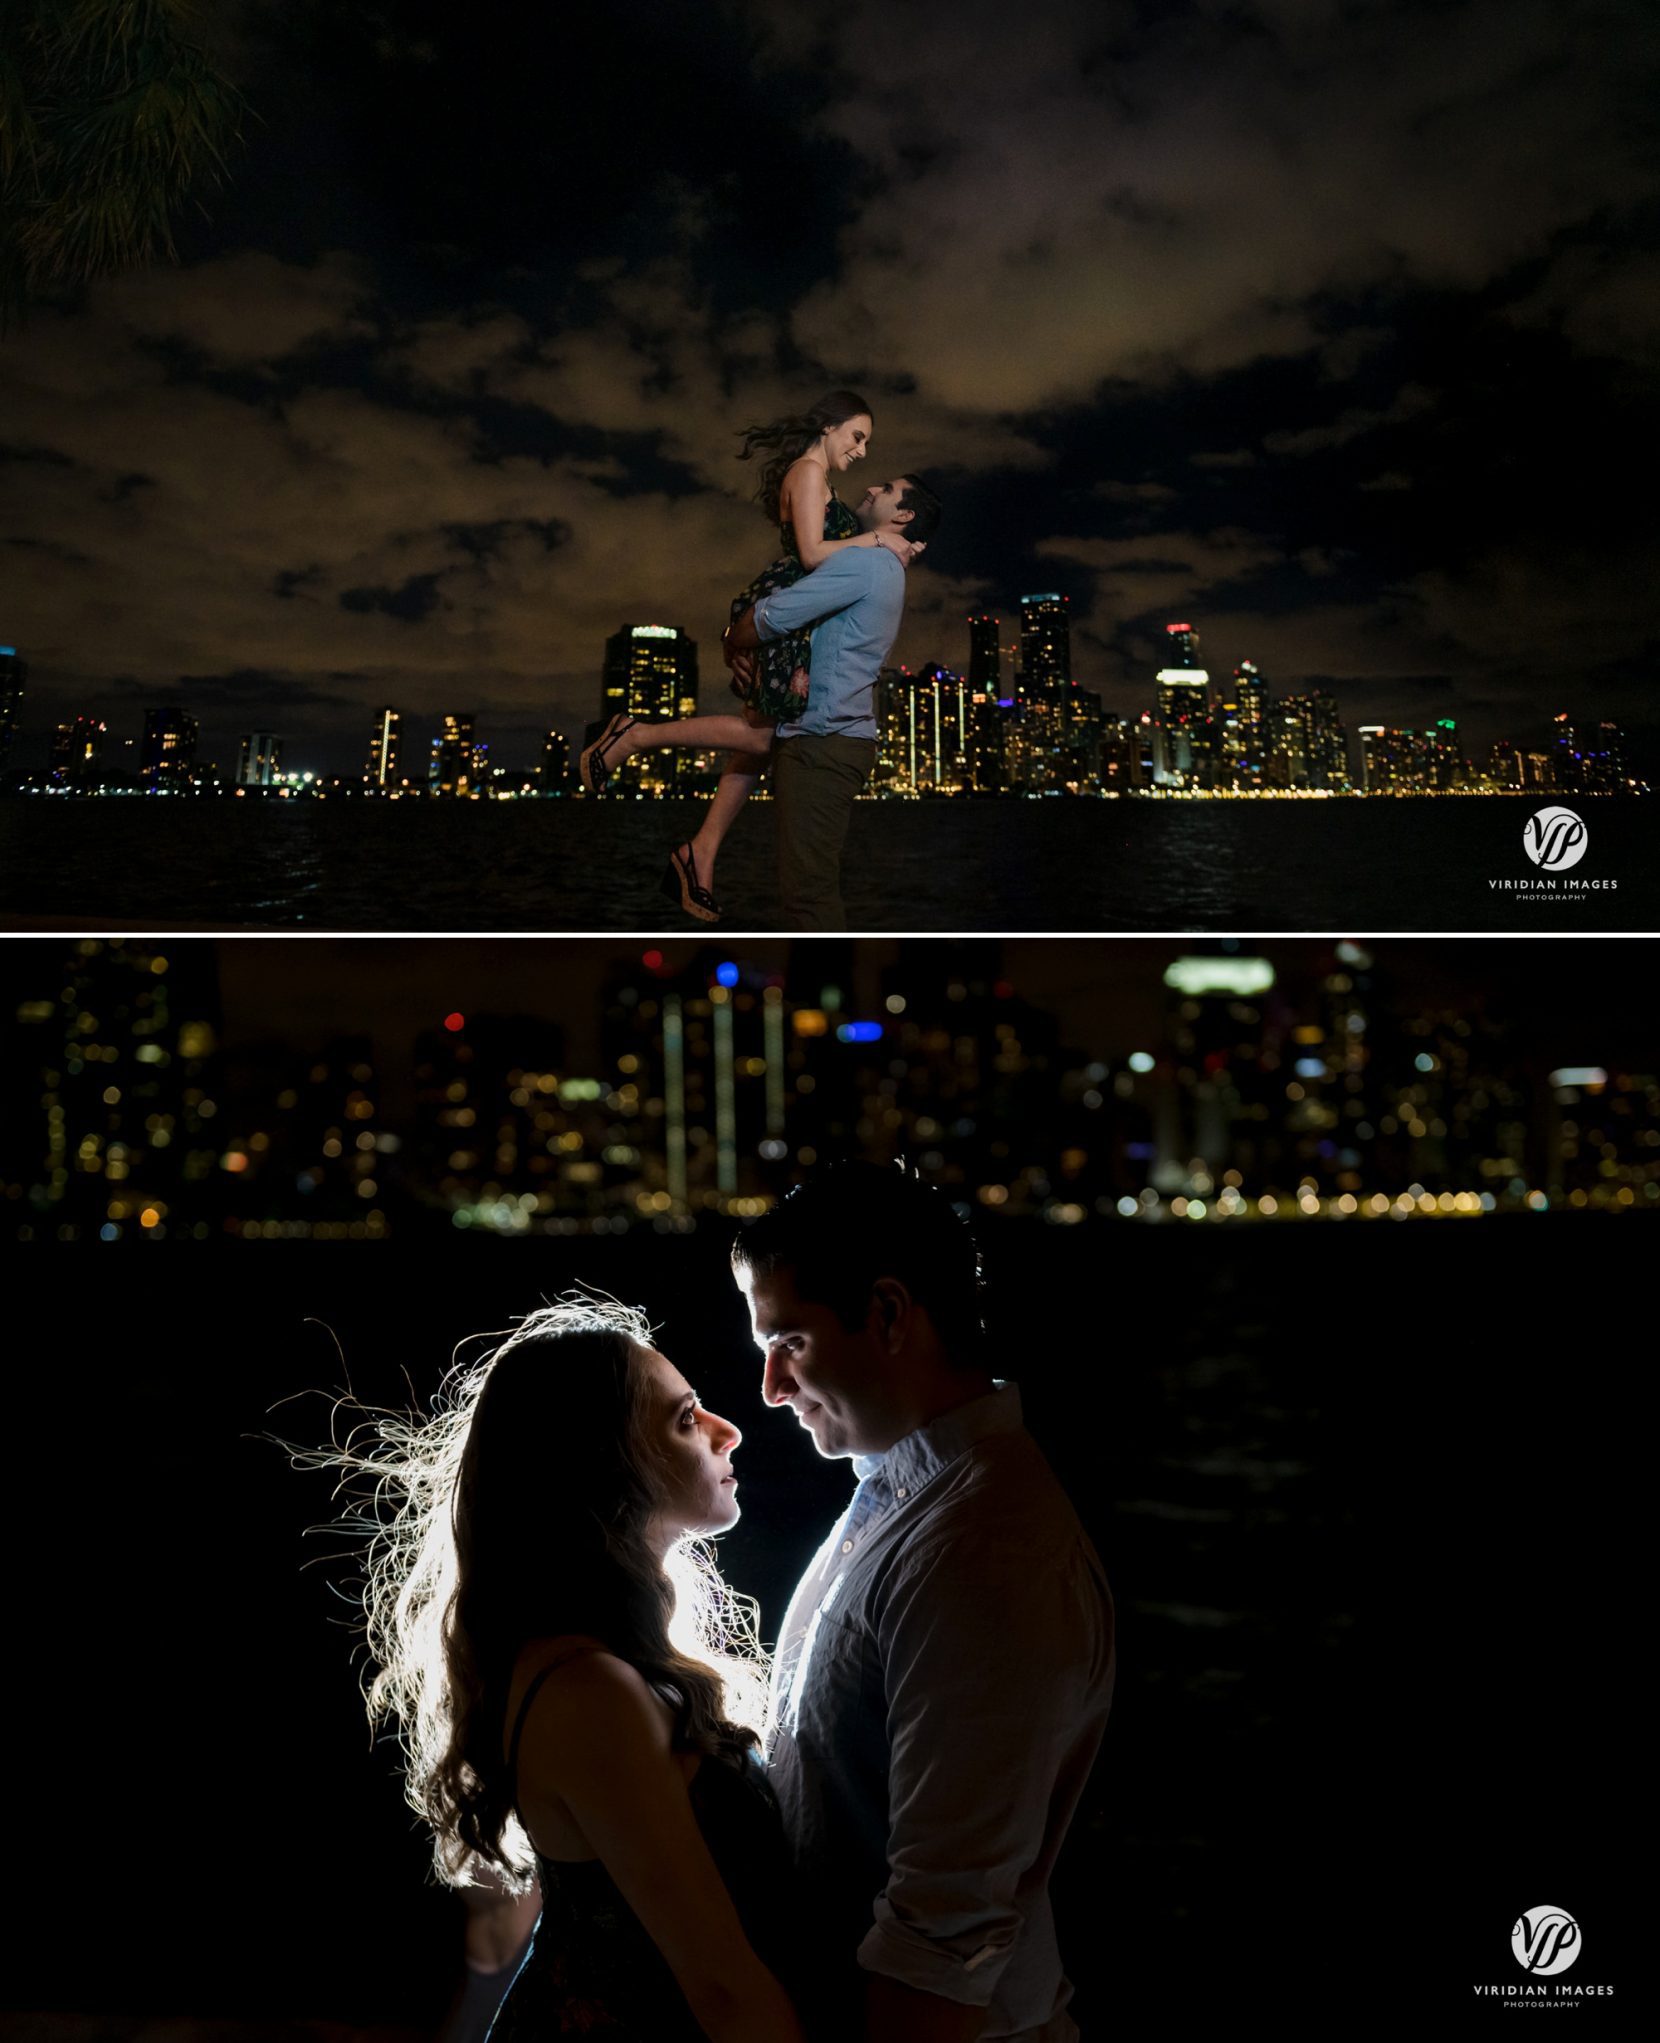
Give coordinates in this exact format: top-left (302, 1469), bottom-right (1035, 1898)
top-left (873, 528), bottom-right (926, 564)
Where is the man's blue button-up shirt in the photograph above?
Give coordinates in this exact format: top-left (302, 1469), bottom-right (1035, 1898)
top-left (751, 546), bottom-right (906, 741)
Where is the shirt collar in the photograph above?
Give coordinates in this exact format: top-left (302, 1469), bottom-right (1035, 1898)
top-left (851, 1381), bottom-right (1021, 1494)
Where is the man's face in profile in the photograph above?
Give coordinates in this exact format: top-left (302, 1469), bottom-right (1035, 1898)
top-left (854, 478), bottom-right (914, 534)
top-left (738, 1261), bottom-right (889, 1460)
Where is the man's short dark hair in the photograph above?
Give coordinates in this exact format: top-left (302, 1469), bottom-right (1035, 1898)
top-left (732, 1161), bottom-right (984, 1365)
top-left (895, 474), bottom-right (942, 545)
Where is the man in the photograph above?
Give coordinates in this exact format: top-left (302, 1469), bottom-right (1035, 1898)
top-left (732, 1164), bottom-right (1113, 2043)
top-left (724, 475), bottom-right (943, 931)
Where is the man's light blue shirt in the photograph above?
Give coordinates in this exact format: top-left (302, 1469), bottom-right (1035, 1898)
top-left (751, 546), bottom-right (906, 741)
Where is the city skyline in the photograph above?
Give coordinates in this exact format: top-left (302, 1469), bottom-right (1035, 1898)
top-left (5, 935), bottom-right (1651, 1241)
top-left (4, 3), bottom-right (1658, 781)
top-left (4, 601), bottom-right (1643, 797)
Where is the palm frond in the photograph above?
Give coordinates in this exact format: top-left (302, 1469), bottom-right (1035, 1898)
top-left (1, 0), bottom-right (247, 327)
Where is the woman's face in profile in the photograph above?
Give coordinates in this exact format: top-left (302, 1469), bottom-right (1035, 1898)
top-left (636, 1345), bottom-right (744, 1541)
top-left (822, 414), bottom-right (872, 472)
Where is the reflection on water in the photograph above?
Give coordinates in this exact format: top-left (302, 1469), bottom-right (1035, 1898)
top-left (1, 795), bottom-right (1652, 929)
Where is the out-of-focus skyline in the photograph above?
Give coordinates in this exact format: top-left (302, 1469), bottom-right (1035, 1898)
top-left (4, 0), bottom-right (1659, 775)
top-left (206, 935), bottom-right (1652, 1076)
top-left (4, 934), bottom-right (1653, 1245)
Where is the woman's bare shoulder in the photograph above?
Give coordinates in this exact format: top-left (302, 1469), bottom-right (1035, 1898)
top-left (781, 454), bottom-right (829, 495)
top-left (510, 1639), bottom-right (666, 1750)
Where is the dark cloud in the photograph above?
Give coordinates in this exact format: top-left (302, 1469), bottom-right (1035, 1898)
top-left (1, 441), bottom-right (76, 468)
top-left (441, 519), bottom-right (570, 563)
top-left (7, 535), bottom-right (92, 566)
top-left (339, 573), bottom-right (445, 624)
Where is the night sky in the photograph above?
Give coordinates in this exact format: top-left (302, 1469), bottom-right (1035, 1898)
top-left (5, 0), bottom-right (1660, 776)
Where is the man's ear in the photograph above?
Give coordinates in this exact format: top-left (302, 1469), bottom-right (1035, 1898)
top-left (868, 1277), bottom-right (913, 1353)
top-left (889, 505), bottom-right (914, 528)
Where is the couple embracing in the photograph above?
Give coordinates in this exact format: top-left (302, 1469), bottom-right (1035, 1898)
top-left (580, 394), bottom-right (942, 932)
top-left (353, 1166), bottom-right (1113, 2042)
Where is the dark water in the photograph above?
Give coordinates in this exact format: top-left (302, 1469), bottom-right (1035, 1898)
top-left (1, 793), bottom-right (1652, 930)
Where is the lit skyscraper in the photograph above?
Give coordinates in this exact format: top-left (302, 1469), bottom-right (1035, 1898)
top-left (966, 691), bottom-right (1007, 792)
top-left (873, 668), bottom-right (910, 795)
top-left (919, 663), bottom-right (972, 791)
top-left (1018, 594), bottom-right (1071, 700)
top-left (1583, 721), bottom-right (1632, 794)
top-left (1357, 724), bottom-right (1432, 792)
top-left (1060, 688), bottom-right (1106, 791)
top-left (1214, 660), bottom-right (1269, 787)
top-left (367, 706), bottom-right (402, 789)
top-left (50, 715), bottom-right (106, 789)
top-left (1357, 726), bottom-right (1395, 791)
top-left (600, 624), bottom-right (699, 791)
top-left (1154, 623), bottom-right (1210, 786)
top-left (1212, 684), bottom-right (1246, 787)
top-left (541, 727), bottom-right (570, 791)
top-left (1270, 692), bottom-right (1349, 790)
top-left (429, 713), bottom-right (477, 797)
top-left (141, 707), bottom-right (198, 791)
top-left (1549, 713), bottom-right (1582, 792)
top-left (237, 732), bottom-right (283, 787)
top-left (1429, 718), bottom-right (1459, 790)
top-left (874, 665), bottom-right (971, 794)
top-left (0, 646), bottom-right (24, 775)
top-left (602, 625), bottom-right (698, 724)
top-left (1300, 689), bottom-right (1352, 790)
top-left (1543, 712), bottom-right (1635, 794)
top-left (968, 615), bottom-right (1002, 698)
top-left (1273, 701), bottom-right (1315, 788)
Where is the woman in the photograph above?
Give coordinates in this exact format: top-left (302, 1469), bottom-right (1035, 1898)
top-left (336, 1298), bottom-right (808, 2043)
top-left (579, 389), bottom-right (920, 921)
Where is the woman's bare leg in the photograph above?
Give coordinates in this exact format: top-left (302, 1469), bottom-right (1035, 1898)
top-left (614, 713), bottom-right (774, 762)
top-left (681, 749), bottom-right (769, 894)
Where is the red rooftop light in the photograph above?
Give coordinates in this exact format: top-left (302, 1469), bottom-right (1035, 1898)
top-left (443, 1012), bottom-right (465, 1033)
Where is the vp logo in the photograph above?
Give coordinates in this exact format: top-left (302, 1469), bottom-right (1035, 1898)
top-left (1523, 806), bottom-right (1588, 871)
top-left (1511, 1904), bottom-right (1581, 1976)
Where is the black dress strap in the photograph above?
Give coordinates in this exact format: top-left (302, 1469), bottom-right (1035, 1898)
top-left (506, 1643), bottom-right (608, 1785)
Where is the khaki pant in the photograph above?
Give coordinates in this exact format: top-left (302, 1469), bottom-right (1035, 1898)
top-left (772, 733), bottom-right (878, 932)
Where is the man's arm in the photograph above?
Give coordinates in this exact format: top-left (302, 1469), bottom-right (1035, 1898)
top-left (724, 603), bottom-right (765, 655)
top-left (726, 539), bottom-right (919, 656)
top-left (733, 544), bottom-right (892, 653)
top-left (858, 1520), bottom-right (1111, 2032)
top-left (867, 1974), bottom-right (987, 2043)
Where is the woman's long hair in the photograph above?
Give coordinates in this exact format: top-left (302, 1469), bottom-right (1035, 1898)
top-left (737, 387), bottom-right (872, 525)
top-left (312, 1297), bottom-right (768, 1890)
